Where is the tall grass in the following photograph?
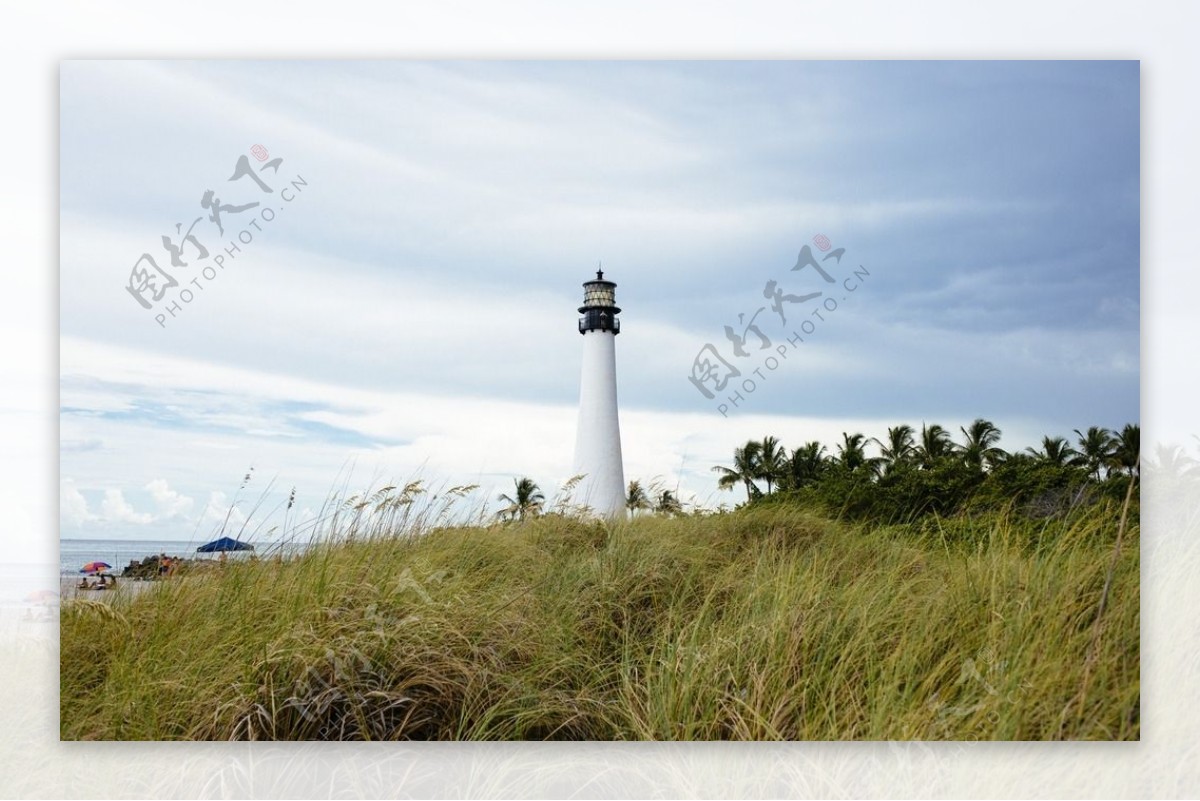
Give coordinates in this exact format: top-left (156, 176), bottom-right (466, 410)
top-left (61, 495), bottom-right (1138, 740)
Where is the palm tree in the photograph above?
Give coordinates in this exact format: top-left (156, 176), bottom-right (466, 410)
top-left (497, 477), bottom-right (544, 522)
top-left (959, 418), bottom-right (1005, 471)
top-left (1110, 423), bottom-right (1140, 478)
top-left (836, 432), bottom-right (879, 475)
top-left (713, 440), bottom-right (762, 502)
top-left (917, 423), bottom-right (955, 469)
top-left (626, 480), bottom-right (652, 514)
top-left (788, 441), bottom-right (827, 488)
top-left (1026, 435), bottom-right (1078, 467)
top-left (1074, 426), bottom-right (1115, 481)
top-left (873, 424), bottom-right (916, 475)
top-left (756, 435), bottom-right (788, 494)
top-left (654, 489), bottom-right (684, 516)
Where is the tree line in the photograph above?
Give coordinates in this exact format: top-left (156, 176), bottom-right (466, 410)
top-left (494, 475), bottom-right (684, 521)
top-left (712, 420), bottom-right (1139, 521)
top-left (492, 420), bottom-right (1139, 523)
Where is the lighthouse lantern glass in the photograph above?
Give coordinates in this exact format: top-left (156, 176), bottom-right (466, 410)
top-left (584, 284), bottom-right (615, 307)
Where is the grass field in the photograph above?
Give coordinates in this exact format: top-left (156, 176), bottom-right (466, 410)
top-left (60, 496), bottom-right (1138, 741)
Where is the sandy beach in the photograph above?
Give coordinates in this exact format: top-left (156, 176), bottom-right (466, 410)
top-left (59, 576), bottom-right (162, 602)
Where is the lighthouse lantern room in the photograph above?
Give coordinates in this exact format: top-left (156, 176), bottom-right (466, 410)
top-left (578, 270), bottom-right (621, 335)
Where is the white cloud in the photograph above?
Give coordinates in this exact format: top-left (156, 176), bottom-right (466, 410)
top-left (144, 478), bottom-right (194, 518)
top-left (202, 491), bottom-right (246, 531)
top-left (59, 333), bottom-right (1087, 530)
top-left (60, 479), bottom-right (92, 529)
top-left (100, 489), bottom-right (153, 525)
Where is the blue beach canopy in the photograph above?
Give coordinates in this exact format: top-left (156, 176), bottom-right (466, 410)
top-left (195, 536), bottom-right (255, 553)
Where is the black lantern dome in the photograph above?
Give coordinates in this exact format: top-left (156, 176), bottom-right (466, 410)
top-left (578, 268), bottom-right (621, 335)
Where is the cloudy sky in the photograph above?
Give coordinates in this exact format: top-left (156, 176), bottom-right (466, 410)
top-left (59, 60), bottom-right (1139, 542)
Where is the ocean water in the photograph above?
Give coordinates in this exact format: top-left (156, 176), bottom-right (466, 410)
top-left (59, 538), bottom-right (205, 576)
top-left (58, 537), bottom-right (309, 576)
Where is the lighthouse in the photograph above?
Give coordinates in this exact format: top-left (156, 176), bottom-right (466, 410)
top-left (572, 268), bottom-right (626, 518)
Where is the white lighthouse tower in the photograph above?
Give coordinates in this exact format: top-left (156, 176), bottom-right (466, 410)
top-left (572, 268), bottom-right (626, 518)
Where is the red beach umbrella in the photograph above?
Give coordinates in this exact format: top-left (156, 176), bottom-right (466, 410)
top-left (80, 561), bottom-right (112, 574)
